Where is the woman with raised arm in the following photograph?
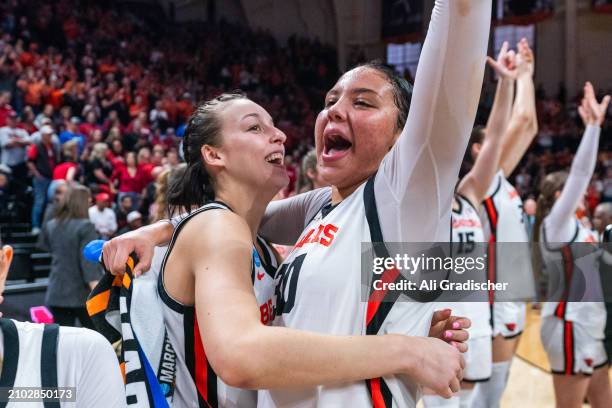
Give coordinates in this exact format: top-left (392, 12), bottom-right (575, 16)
top-left (535, 82), bottom-right (611, 408)
top-left (103, 1), bottom-right (492, 406)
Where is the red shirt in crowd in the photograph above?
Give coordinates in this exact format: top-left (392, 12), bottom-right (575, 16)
top-left (111, 165), bottom-right (147, 193)
top-left (139, 163), bottom-right (155, 184)
top-left (53, 162), bottom-right (78, 181)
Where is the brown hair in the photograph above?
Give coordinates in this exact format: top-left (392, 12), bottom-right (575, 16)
top-left (459, 126), bottom-right (486, 178)
top-left (532, 171), bottom-right (568, 278)
top-left (54, 184), bottom-right (91, 222)
top-left (167, 92), bottom-right (247, 214)
top-left (296, 149), bottom-right (318, 193)
top-left (152, 164), bottom-right (187, 221)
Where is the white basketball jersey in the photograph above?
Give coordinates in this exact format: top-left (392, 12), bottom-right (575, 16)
top-left (540, 220), bottom-right (606, 339)
top-left (0, 319), bottom-right (125, 408)
top-left (259, 179), bottom-right (435, 408)
top-left (159, 202), bottom-right (278, 408)
top-left (482, 171), bottom-right (529, 242)
top-left (448, 194), bottom-right (491, 338)
top-left (482, 170), bottom-right (534, 299)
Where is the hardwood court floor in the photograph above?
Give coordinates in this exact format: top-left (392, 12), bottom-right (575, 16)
top-left (503, 305), bottom-right (611, 407)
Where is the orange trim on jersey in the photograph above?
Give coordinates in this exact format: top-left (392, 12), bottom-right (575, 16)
top-left (484, 197), bottom-right (498, 305)
top-left (85, 289), bottom-right (110, 316)
top-left (120, 362), bottom-right (126, 384)
top-left (555, 246), bottom-right (573, 319)
top-left (366, 266), bottom-right (400, 326)
top-left (564, 321), bottom-right (574, 375)
top-left (369, 378), bottom-right (387, 408)
top-left (484, 198), bottom-right (498, 230)
top-left (193, 316), bottom-right (209, 404)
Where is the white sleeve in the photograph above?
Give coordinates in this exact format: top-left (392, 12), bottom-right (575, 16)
top-left (544, 125), bottom-right (601, 242)
top-left (374, 0), bottom-right (491, 242)
top-left (259, 187), bottom-right (332, 245)
top-left (58, 328), bottom-right (126, 408)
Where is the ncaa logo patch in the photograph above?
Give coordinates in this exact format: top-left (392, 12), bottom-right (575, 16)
top-left (253, 248), bottom-right (261, 267)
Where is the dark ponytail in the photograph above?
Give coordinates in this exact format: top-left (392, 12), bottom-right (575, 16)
top-left (459, 126), bottom-right (486, 179)
top-left (167, 92), bottom-right (247, 215)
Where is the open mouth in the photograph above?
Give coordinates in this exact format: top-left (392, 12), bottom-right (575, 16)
top-left (323, 133), bottom-right (352, 161)
top-left (265, 152), bottom-right (284, 166)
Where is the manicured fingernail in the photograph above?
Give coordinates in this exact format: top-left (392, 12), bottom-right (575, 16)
top-left (452, 322), bottom-right (460, 329)
top-left (445, 330), bottom-right (453, 339)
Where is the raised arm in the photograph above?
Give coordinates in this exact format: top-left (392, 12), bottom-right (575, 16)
top-left (545, 82), bottom-right (610, 242)
top-left (375, 0), bottom-right (491, 242)
top-left (189, 212), bottom-right (464, 397)
top-left (458, 42), bottom-right (516, 206)
top-left (498, 39), bottom-right (538, 178)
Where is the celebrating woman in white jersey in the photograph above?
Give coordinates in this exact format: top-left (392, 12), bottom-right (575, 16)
top-left (104, 1), bottom-right (492, 406)
top-left (423, 40), bottom-right (518, 408)
top-left (147, 92), bottom-right (470, 408)
top-left (534, 82), bottom-right (611, 408)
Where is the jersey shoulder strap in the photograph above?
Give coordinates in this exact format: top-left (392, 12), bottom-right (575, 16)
top-left (158, 201), bottom-right (231, 313)
top-left (0, 319), bottom-right (19, 408)
top-left (169, 201), bottom-right (232, 247)
top-left (40, 324), bottom-right (60, 408)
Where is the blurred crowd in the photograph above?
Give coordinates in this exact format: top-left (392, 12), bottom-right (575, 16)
top-left (0, 0), bottom-right (337, 236)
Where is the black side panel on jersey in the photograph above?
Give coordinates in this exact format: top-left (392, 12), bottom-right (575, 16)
top-left (41, 324), bottom-right (60, 408)
top-left (363, 173), bottom-right (443, 305)
top-left (0, 319), bottom-right (19, 408)
top-left (363, 173), bottom-right (443, 408)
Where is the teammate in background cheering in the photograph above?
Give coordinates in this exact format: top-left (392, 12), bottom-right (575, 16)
top-left (424, 39), bottom-right (519, 408)
top-left (535, 82), bottom-right (611, 408)
top-left (471, 38), bottom-right (539, 408)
